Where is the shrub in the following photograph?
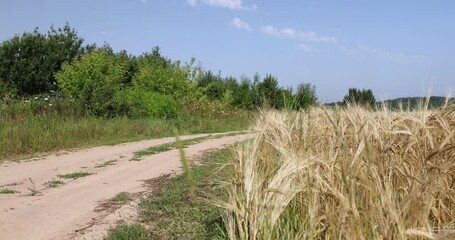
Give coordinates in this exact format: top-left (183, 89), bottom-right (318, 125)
top-left (114, 89), bottom-right (179, 118)
top-left (343, 88), bottom-right (376, 109)
top-left (133, 47), bottom-right (192, 99)
top-left (294, 83), bottom-right (318, 110)
top-left (56, 50), bottom-right (127, 117)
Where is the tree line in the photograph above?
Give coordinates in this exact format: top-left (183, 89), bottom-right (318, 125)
top-left (1, 24), bottom-right (383, 118)
top-left (0, 24), bottom-right (321, 118)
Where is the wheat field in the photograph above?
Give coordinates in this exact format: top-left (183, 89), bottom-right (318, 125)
top-left (220, 102), bottom-right (455, 239)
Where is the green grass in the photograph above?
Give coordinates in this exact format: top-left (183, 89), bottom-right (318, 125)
top-left (105, 223), bottom-right (150, 240)
top-left (131, 131), bottom-right (246, 161)
top-left (43, 179), bottom-right (65, 188)
top-left (95, 159), bottom-right (118, 168)
top-left (0, 188), bottom-right (18, 194)
top-left (105, 148), bottom-right (235, 240)
top-left (112, 192), bottom-right (131, 202)
top-left (131, 136), bottom-right (211, 161)
top-left (57, 171), bottom-right (93, 179)
top-left (136, 148), bottom-right (234, 239)
top-left (0, 113), bottom-right (251, 162)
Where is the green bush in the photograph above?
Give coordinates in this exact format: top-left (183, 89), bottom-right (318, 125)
top-left (114, 89), bottom-right (179, 118)
top-left (56, 50), bottom-right (127, 117)
top-left (140, 91), bottom-right (179, 118)
top-left (133, 47), bottom-right (193, 99)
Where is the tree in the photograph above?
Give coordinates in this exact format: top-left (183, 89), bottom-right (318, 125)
top-left (133, 47), bottom-right (191, 99)
top-left (294, 83), bottom-right (318, 110)
top-left (232, 76), bottom-right (254, 109)
top-left (0, 24), bottom-right (90, 96)
top-left (55, 50), bottom-right (128, 117)
top-left (258, 74), bottom-right (281, 108)
top-left (343, 88), bottom-right (376, 109)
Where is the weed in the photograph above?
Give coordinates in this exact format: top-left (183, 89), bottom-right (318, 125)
top-left (27, 187), bottom-right (40, 196)
top-left (112, 192), bottom-right (131, 202)
top-left (58, 171), bottom-right (93, 179)
top-left (0, 188), bottom-right (18, 194)
top-left (95, 159), bottom-right (117, 168)
top-left (26, 177), bottom-right (40, 196)
top-left (131, 136), bottom-right (210, 161)
top-left (106, 223), bottom-right (150, 240)
top-left (175, 129), bottom-right (195, 199)
top-left (131, 131), bottom-right (245, 161)
top-left (43, 179), bottom-right (65, 188)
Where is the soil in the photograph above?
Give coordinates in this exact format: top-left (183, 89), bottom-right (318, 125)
top-left (0, 132), bottom-right (251, 240)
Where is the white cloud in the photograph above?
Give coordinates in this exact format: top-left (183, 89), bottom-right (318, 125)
top-left (187, 0), bottom-right (257, 11)
top-left (342, 44), bottom-right (429, 64)
top-left (186, 0), bottom-right (197, 6)
top-left (261, 25), bottom-right (336, 43)
top-left (231, 18), bottom-right (252, 31)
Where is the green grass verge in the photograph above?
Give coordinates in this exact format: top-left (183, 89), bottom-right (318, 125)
top-left (0, 114), bottom-right (251, 162)
top-left (138, 148), bottom-right (233, 239)
top-left (131, 136), bottom-right (211, 161)
top-left (57, 171), bottom-right (93, 180)
top-left (131, 131), bottom-right (246, 161)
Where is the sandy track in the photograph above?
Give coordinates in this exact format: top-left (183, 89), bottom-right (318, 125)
top-left (0, 133), bottom-right (250, 240)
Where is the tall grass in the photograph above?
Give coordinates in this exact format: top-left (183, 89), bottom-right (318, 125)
top-left (221, 104), bottom-right (455, 239)
top-left (0, 98), bottom-right (252, 161)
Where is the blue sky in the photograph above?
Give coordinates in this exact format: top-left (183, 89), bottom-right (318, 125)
top-left (1, 0), bottom-right (454, 102)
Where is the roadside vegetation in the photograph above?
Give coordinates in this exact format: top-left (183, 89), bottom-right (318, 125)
top-left (0, 24), bottom-right (317, 161)
top-left (107, 148), bottom-right (235, 239)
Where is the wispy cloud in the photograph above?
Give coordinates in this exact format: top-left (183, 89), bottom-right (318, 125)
top-left (231, 18), bottom-right (252, 31)
top-left (187, 0), bottom-right (257, 11)
top-left (261, 25), bottom-right (336, 43)
top-left (298, 44), bottom-right (318, 52)
top-left (342, 44), bottom-right (430, 64)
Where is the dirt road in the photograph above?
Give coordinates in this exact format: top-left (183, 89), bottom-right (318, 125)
top-left (0, 132), bottom-right (250, 240)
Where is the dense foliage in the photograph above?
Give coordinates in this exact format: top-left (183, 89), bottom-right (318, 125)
top-left (343, 88), bottom-right (376, 109)
top-left (1, 24), bottom-right (319, 118)
top-left (0, 24), bottom-right (92, 96)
